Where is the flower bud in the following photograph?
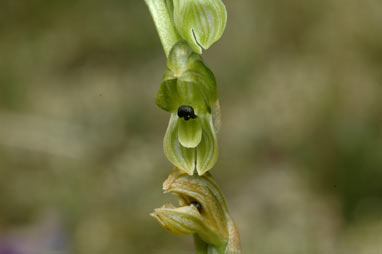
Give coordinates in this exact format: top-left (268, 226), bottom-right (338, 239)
top-left (172, 0), bottom-right (227, 53)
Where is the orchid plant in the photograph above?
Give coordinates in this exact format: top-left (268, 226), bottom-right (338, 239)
top-left (144, 0), bottom-right (241, 253)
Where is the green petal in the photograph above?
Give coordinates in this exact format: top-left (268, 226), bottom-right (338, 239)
top-left (176, 79), bottom-right (206, 111)
top-left (156, 77), bottom-right (180, 112)
top-left (181, 70), bottom-right (217, 110)
top-left (173, 0), bottom-right (227, 53)
top-left (196, 114), bottom-right (218, 175)
top-left (178, 117), bottom-right (202, 148)
top-left (164, 113), bottom-right (196, 175)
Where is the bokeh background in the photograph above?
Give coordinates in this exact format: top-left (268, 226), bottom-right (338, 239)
top-left (0, 0), bottom-right (381, 253)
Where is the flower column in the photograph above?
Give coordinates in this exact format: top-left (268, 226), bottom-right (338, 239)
top-left (144, 0), bottom-right (241, 253)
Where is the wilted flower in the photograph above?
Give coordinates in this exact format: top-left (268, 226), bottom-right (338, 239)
top-left (156, 41), bottom-right (219, 175)
top-left (151, 168), bottom-right (241, 253)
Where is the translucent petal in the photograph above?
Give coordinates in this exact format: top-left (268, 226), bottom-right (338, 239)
top-left (156, 78), bottom-right (181, 112)
top-left (196, 114), bottom-right (218, 175)
top-left (178, 117), bottom-right (202, 148)
top-left (163, 113), bottom-right (196, 174)
top-left (173, 0), bottom-right (227, 53)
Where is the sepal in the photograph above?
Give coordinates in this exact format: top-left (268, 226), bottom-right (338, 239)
top-left (196, 113), bottom-right (218, 175)
top-left (163, 113), bottom-right (196, 175)
top-left (172, 0), bottom-right (227, 53)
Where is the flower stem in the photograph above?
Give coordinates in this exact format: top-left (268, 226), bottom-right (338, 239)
top-left (144, 0), bottom-right (181, 57)
top-left (194, 234), bottom-right (227, 254)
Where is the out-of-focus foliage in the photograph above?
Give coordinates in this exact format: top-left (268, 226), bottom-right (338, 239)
top-left (0, 0), bottom-right (381, 253)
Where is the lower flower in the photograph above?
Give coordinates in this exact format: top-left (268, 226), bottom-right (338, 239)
top-left (151, 168), bottom-right (241, 254)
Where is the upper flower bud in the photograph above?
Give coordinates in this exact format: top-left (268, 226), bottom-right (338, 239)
top-left (172, 0), bottom-right (227, 53)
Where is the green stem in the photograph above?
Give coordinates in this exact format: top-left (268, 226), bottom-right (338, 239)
top-left (144, 0), bottom-right (181, 57)
top-left (194, 234), bottom-right (226, 254)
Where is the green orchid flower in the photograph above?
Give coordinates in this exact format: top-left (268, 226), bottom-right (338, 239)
top-left (172, 0), bottom-right (227, 53)
top-left (151, 168), bottom-right (241, 254)
top-left (156, 41), bottom-right (218, 175)
top-left (144, 0), bottom-right (227, 56)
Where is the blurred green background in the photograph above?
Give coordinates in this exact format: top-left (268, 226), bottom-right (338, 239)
top-left (0, 0), bottom-right (381, 253)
